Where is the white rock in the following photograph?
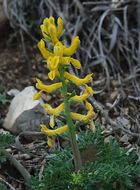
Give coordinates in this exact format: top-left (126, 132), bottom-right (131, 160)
top-left (3, 86), bottom-right (44, 131)
top-left (7, 89), bottom-right (20, 97)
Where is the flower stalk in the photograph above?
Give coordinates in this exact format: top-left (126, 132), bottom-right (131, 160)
top-left (60, 66), bottom-right (82, 171)
top-left (33, 16), bottom-right (96, 172)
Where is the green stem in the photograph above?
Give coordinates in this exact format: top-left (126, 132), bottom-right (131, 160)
top-left (60, 68), bottom-right (82, 171)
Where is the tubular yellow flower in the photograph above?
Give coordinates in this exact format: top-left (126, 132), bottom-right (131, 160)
top-left (33, 90), bottom-right (43, 100)
top-left (64, 72), bottom-right (93, 86)
top-left (49, 16), bottom-right (55, 24)
top-left (63, 36), bottom-right (80, 56)
top-left (70, 85), bottom-right (93, 102)
top-left (70, 58), bottom-right (81, 69)
top-left (40, 24), bottom-right (49, 39)
top-left (60, 57), bottom-right (71, 65)
top-left (48, 70), bottom-right (58, 80)
top-left (36, 78), bottom-right (62, 93)
top-left (57, 17), bottom-right (64, 37)
top-left (71, 94), bottom-right (88, 102)
top-left (44, 103), bottom-right (64, 116)
top-left (47, 136), bottom-right (55, 147)
top-left (85, 100), bottom-right (93, 110)
top-left (38, 39), bottom-right (53, 60)
top-left (84, 85), bottom-right (94, 96)
top-left (50, 115), bottom-right (55, 128)
top-left (54, 42), bottom-right (64, 56)
top-left (47, 56), bottom-right (60, 80)
top-left (48, 24), bottom-right (59, 44)
top-left (71, 101), bottom-right (96, 122)
top-left (41, 124), bottom-right (69, 136)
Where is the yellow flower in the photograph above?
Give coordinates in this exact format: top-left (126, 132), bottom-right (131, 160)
top-left (71, 112), bottom-right (90, 122)
top-left (54, 42), bottom-right (64, 56)
top-left (50, 115), bottom-right (55, 128)
top-left (70, 85), bottom-right (94, 102)
top-left (48, 24), bottom-right (59, 44)
top-left (70, 101), bottom-right (95, 123)
top-left (44, 103), bottom-right (64, 116)
top-left (60, 57), bottom-right (71, 65)
top-left (84, 85), bottom-right (94, 96)
top-left (47, 136), bottom-right (55, 147)
top-left (36, 78), bottom-right (62, 93)
top-left (38, 39), bottom-right (53, 60)
top-left (33, 90), bottom-right (43, 100)
top-left (63, 36), bottom-right (80, 56)
top-left (47, 56), bottom-right (60, 80)
top-left (70, 94), bottom-right (88, 103)
top-left (57, 17), bottom-right (64, 37)
top-left (41, 124), bottom-right (69, 136)
top-left (70, 58), bottom-right (81, 69)
top-left (42, 17), bottom-right (63, 40)
top-left (64, 72), bottom-right (93, 86)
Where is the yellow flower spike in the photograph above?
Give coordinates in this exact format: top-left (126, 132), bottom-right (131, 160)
top-left (54, 42), bottom-right (64, 56)
top-left (89, 120), bottom-right (96, 133)
top-left (63, 36), bottom-right (80, 56)
top-left (41, 124), bottom-right (69, 136)
top-left (50, 115), bottom-right (55, 128)
top-left (44, 103), bottom-right (64, 116)
top-left (47, 136), bottom-right (55, 148)
top-left (36, 78), bottom-right (62, 93)
top-left (57, 17), bottom-right (64, 37)
top-left (33, 90), bottom-right (43, 100)
top-left (70, 58), bottom-right (81, 69)
top-left (64, 72), bottom-right (93, 86)
top-left (38, 39), bottom-right (53, 59)
top-left (48, 24), bottom-right (59, 44)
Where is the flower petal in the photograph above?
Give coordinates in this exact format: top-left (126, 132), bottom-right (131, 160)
top-left (33, 90), bottom-right (43, 100)
top-left (44, 103), bottom-right (64, 116)
top-left (38, 39), bottom-right (53, 60)
top-left (50, 115), bottom-right (55, 128)
top-left (54, 42), bottom-right (64, 56)
top-left (64, 72), bottom-right (93, 86)
top-left (71, 94), bottom-right (88, 102)
top-left (63, 36), bottom-right (80, 56)
top-left (47, 136), bottom-right (55, 147)
top-left (41, 124), bottom-right (69, 136)
top-left (57, 17), bottom-right (64, 37)
top-left (70, 58), bottom-right (81, 69)
top-left (36, 78), bottom-right (62, 93)
top-left (48, 24), bottom-right (59, 44)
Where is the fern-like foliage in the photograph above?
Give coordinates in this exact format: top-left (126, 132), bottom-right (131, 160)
top-left (31, 127), bottom-right (140, 190)
top-left (0, 133), bottom-right (14, 168)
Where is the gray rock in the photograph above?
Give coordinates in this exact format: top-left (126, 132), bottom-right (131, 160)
top-left (4, 86), bottom-right (49, 134)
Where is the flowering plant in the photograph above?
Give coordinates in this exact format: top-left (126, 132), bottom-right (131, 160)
top-left (34, 16), bottom-right (96, 171)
